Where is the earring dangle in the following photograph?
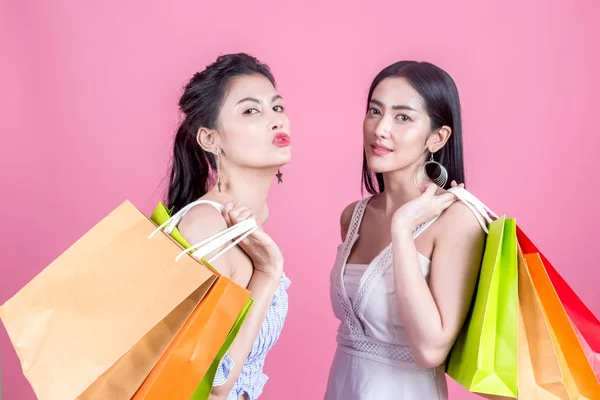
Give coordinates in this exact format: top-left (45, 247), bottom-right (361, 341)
top-left (415, 152), bottom-right (448, 189)
top-left (276, 169), bottom-right (283, 184)
top-left (215, 148), bottom-right (222, 192)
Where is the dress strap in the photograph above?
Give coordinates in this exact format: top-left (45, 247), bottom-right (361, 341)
top-left (343, 197), bottom-right (372, 243)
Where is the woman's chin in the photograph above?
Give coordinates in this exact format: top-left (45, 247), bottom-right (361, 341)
top-left (275, 152), bottom-right (292, 166)
top-left (367, 159), bottom-right (392, 174)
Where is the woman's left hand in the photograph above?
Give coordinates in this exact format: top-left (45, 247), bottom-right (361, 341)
top-left (392, 183), bottom-right (457, 235)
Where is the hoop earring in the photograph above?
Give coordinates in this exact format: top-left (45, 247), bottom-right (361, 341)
top-left (215, 148), bottom-right (222, 192)
top-left (415, 152), bottom-right (448, 189)
top-left (276, 168), bottom-right (283, 184)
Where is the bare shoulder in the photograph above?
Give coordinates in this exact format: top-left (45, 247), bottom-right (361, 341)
top-left (431, 199), bottom-right (487, 276)
top-left (178, 203), bottom-right (227, 240)
top-left (340, 200), bottom-right (360, 241)
top-left (437, 200), bottom-right (486, 239)
top-left (177, 203), bottom-right (231, 272)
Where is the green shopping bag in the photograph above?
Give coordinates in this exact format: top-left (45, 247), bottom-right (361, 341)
top-left (446, 216), bottom-right (519, 398)
top-left (149, 202), bottom-right (253, 400)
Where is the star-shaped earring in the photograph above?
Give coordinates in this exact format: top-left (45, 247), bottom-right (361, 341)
top-left (276, 169), bottom-right (283, 184)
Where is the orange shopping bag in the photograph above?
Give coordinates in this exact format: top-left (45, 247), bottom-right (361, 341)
top-left (133, 275), bottom-right (249, 400)
top-left (0, 201), bottom-right (218, 400)
top-left (524, 252), bottom-right (600, 399)
top-left (517, 247), bottom-right (569, 399)
top-left (132, 201), bottom-right (254, 400)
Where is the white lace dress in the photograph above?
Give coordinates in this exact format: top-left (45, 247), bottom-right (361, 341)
top-left (325, 195), bottom-right (486, 399)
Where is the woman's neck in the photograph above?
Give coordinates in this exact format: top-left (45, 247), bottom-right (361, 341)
top-left (376, 166), bottom-right (423, 216)
top-left (208, 165), bottom-right (277, 224)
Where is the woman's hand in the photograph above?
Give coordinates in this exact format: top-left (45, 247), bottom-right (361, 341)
top-left (392, 183), bottom-right (457, 235)
top-left (222, 202), bottom-right (283, 279)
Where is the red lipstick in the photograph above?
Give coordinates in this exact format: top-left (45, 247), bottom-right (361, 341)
top-left (273, 133), bottom-right (291, 147)
top-left (370, 142), bottom-right (392, 156)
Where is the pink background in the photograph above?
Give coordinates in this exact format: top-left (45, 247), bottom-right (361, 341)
top-left (1, 1), bottom-right (599, 399)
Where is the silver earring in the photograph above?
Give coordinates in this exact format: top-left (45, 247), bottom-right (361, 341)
top-left (415, 152), bottom-right (448, 188)
top-left (215, 148), bottom-right (221, 192)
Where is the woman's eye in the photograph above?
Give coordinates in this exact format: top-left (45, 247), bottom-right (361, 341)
top-left (243, 108), bottom-right (259, 115)
top-left (273, 105), bottom-right (285, 112)
top-left (397, 114), bottom-right (410, 122)
top-left (368, 108), bottom-right (381, 116)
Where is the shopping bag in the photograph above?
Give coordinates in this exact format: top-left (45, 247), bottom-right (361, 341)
top-left (133, 277), bottom-right (250, 400)
top-left (517, 246), bottom-right (569, 399)
top-left (132, 202), bottom-right (254, 400)
top-left (523, 252), bottom-right (600, 398)
top-left (0, 200), bottom-right (218, 400)
top-left (191, 299), bottom-right (252, 400)
top-left (517, 228), bottom-right (600, 381)
top-left (446, 187), bottom-right (599, 398)
top-left (446, 216), bottom-right (519, 398)
top-left (80, 280), bottom-right (214, 400)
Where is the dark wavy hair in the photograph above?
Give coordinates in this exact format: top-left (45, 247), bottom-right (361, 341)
top-left (166, 53), bottom-right (275, 213)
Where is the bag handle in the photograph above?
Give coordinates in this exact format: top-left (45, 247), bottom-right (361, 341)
top-left (175, 218), bottom-right (257, 263)
top-left (448, 187), bottom-right (498, 219)
top-left (447, 187), bottom-right (500, 234)
top-left (148, 200), bottom-right (225, 238)
top-left (148, 200), bottom-right (257, 263)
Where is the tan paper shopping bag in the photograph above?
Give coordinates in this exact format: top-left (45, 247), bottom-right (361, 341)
top-left (0, 200), bottom-right (217, 400)
top-left (79, 278), bottom-right (214, 400)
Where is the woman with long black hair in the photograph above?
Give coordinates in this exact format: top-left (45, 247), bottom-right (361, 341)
top-left (325, 61), bottom-right (488, 399)
top-left (165, 53), bottom-right (291, 400)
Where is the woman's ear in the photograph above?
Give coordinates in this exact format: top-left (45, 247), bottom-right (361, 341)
top-left (197, 127), bottom-right (220, 153)
top-left (427, 125), bottom-right (452, 153)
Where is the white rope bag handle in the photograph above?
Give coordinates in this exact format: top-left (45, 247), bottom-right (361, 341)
top-left (447, 186), bottom-right (500, 234)
top-left (148, 200), bottom-right (257, 263)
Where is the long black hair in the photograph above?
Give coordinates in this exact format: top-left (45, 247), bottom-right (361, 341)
top-left (362, 61), bottom-right (465, 195)
top-left (167, 53), bottom-right (275, 213)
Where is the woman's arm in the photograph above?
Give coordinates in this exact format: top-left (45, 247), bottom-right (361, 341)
top-left (178, 205), bottom-right (282, 399)
top-left (210, 271), bottom-right (279, 399)
top-left (391, 202), bottom-right (485, 368)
